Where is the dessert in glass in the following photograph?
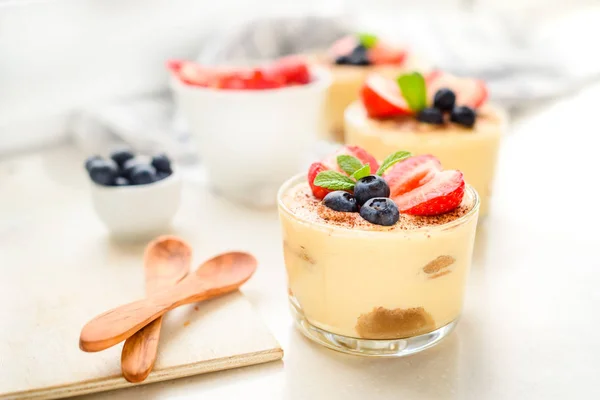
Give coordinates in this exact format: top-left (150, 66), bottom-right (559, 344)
top-left (345, 71), bottom-right (506, 217)
top-left (169, 56), bottom-right (330, 207)
top-left (313, 33), bottom-right (423, 143)
top-left (278, 145), bottom-right (479, 356)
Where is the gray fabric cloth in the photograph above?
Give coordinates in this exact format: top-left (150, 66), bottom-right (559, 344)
top-left (70, 10), bottom-right (600, 156)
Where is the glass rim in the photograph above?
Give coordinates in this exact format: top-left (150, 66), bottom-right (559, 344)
top-left (277, 173), bottom-right (480, 234)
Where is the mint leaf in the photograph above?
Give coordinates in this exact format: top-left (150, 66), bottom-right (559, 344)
top-left (376, 151), bottom-right (412, 176)
top-left (337, 155), bottom-right (363, 176)
top-left (397, 72), bottom-right (427, 112)
top-left (357, 32), bottom-right (378, 49)
top-left (351, 164), bottom-right (370, 180)
top-left (314, 171), bottom-right (356, 191)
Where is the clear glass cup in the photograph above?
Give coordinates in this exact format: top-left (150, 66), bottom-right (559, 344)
top-left (277, 174), bottom-right (480, 356)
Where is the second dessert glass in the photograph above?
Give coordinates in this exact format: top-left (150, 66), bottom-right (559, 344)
top-left (278, 174), bottom-right (480, 357)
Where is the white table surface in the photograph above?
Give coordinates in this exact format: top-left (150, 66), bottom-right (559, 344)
top-left (2, 83), bottom-right (600, 400)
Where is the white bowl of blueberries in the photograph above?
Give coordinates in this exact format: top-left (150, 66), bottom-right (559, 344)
top-left (85, 149), bottom-right (182, 239)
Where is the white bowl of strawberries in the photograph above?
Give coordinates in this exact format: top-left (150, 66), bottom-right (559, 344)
top-left (169, 56), bottom-right (331, 207)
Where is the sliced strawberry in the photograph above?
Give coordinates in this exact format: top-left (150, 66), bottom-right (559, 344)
top-left (323, 145), bottom-right (380, 175)
top-left (166, 59), bottom-right (184, 73)
top-left (268, 56), bottom-right (311, 85)
top-left (329, 35), bottom-right (358, 58)
top-left (426, 70), bottom-right (488, 108)
top-left (367, 42), bottom-right (407, 65)
top-left (393, 170), bottom-right (465, 216)
top-left (308, 162), bottom-right (333, 199)
top-left (360, 74), bottom-right (414, 118)
top-left (383, 154), bottom-right (442, 197)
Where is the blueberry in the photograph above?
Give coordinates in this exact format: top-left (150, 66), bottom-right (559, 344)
top-left (450, 106), bottom-right (476, 127)
top-left (109, 148), bottom-right (135, 167)
top-left (129, 164), bottom-right (157, 185)
top-left (156, 171), bottom-right (171, 181)
top-left (121, 157), bottom-right (145, 179)
top-left (417, 107), bottom-right (444, 125)
top-left (360, 198), bottom-right (399, 226)
top-left (323, 191), bottom-right (358, 212)
top-left (354, 175), bottom-right (390, 205)
top-left (113, 176), bottom-right (130, 186)
top-left (85, 155), bottom-right (102, 172)
top-left (348, 44), bottom-right (370, 66)
top-left (335, 55), bottom-right (352, 65)
top-left (88, 159), bottom-right (118, 186)
top-left (433, 88), bottom-right (456, 112)
top-left (151, 153), bottom-right (172, 174)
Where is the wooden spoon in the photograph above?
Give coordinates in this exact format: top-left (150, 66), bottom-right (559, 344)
top-left (80, 251), bottom-right (257, 353)
top-left (120, 236), bottom-right (192, 383)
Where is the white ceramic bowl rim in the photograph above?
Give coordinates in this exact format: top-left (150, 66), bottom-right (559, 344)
top-left (170, 66), bottom-right (332, 96)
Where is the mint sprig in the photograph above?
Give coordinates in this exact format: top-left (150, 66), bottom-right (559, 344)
top-left (397, 72), bottom-right (427, 112)
top-left (357, 32), bottom-right (378, 49)
top-left (351, 164), bottom-right (370, 180)
top-left (376, 151), bottom-right (412, 176)
top-left (337, 155), bottom-right (363, 176)
top-left (314, 171), bottom-right (356, 191)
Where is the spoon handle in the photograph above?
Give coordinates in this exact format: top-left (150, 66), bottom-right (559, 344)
top-left (79, 283), bottom-right (198, 353)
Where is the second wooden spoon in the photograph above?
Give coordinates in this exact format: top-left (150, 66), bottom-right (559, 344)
top-left (80, 251), bottom-right (257, 353)
top-left (120, 236), bottom-right (191, 383)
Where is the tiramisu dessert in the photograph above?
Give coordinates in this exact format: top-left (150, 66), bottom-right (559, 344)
top-left (315, 33), bottom-right (421, 143)
top-left (345, 71), bottom-right (505, 216)
top-left (278, 145), bottom-right (480, 356)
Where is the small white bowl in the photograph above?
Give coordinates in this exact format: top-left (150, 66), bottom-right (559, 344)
top-left (90, 170), bottom-right (182, 239)
top-left (171, 66), bottom-right (331, 207)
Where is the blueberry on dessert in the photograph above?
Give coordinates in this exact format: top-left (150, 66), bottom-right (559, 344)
top-left (359, 70), bottom-right (488, 128)
top-left (323, 191), bottom-right (358, 212)
top-left (433, 88), bottom-right (456, 112)
top-left (84, 151), bottom-right (173, 187)
top-left (307, 146), bottom-right (467, 226)
top-left (330, 33), bottom-right (407, 67)
top-left (360, 198), bottom-right (399, 226)
top-left (417, 107), bottom-right (444, 125)
top-left (354, 175), bottom-right (390, 205)
top-left (450, 106), bottom-right (476, 128)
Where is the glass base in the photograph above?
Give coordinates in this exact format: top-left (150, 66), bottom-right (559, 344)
top-left (289, 297), bottom-right (457, 357)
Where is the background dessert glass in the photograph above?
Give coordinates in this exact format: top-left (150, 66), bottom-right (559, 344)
top-left (345, 103), bottom-right (506, 217)
top-left (313, 54), bottom-right (426, 144)
top-left (277, 174), bottom-right (480, 356)
top-left (172, 67), bottom-right (330, 207)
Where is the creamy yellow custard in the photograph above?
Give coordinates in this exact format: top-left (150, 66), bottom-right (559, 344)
top-left (345, 102), bottom-right (506, 216)
top-left (278, 176), bottom-right (480, 341)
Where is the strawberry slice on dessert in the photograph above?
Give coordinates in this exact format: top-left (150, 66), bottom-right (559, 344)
top-left (393, 170), bottom-right (465, 216)
top-left (367, 42), bottom-right (407, 65)
top-left (360, 75), bottom-right (413, 118)
top-left (307, 162), bottom-right (333, 200)
top-left (426, 70), bottom-right (488, 109)
top-left (323, 145), bottom-right (380, 175)
top-left (383, 154), bottom-right (442, 198)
